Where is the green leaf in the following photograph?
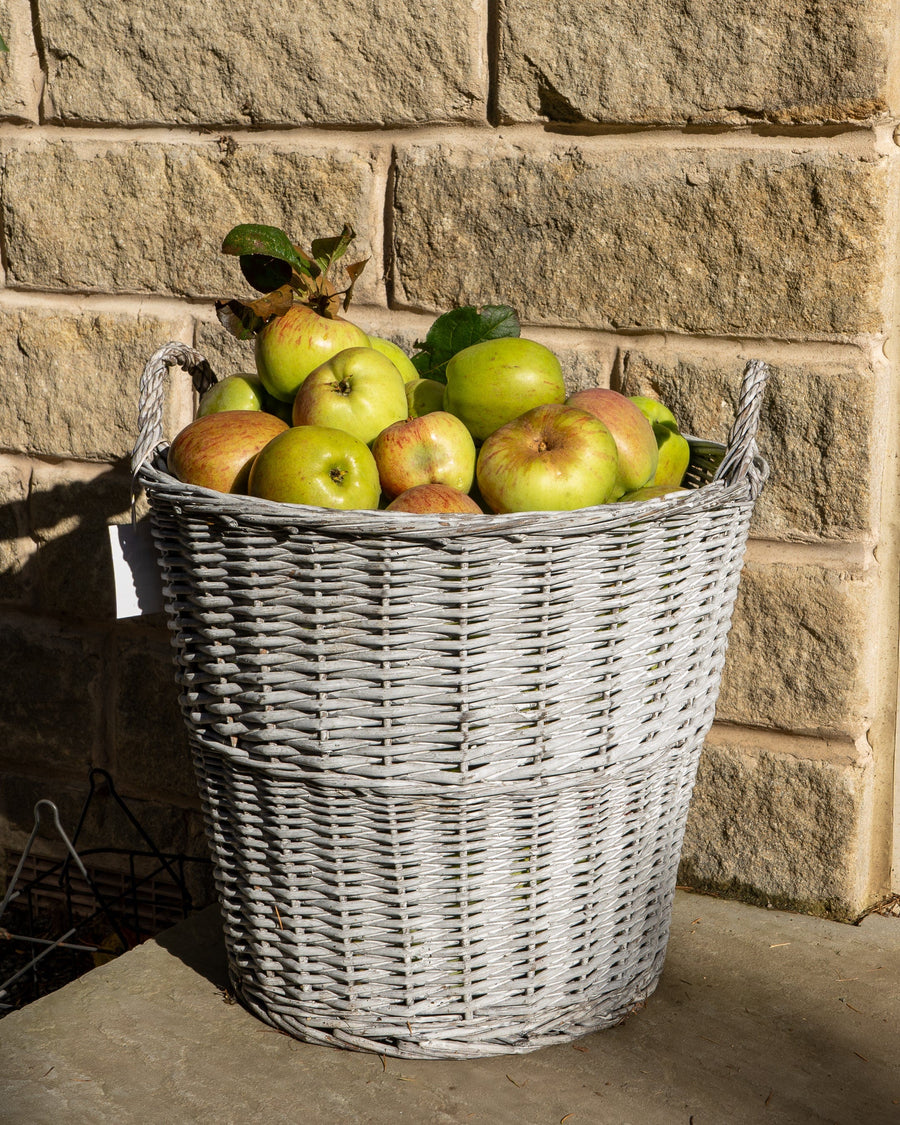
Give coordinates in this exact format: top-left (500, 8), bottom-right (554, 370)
top-left (410, 305), bottom-right (520, 383)
top-left (221, 223), bottom-right (308, 293)
top-left (310, 225), bottom-right (355, 276)
top-left (0, 34), bottom-right (8, 53)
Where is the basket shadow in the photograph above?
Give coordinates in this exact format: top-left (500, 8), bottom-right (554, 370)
top-left (154, 903), bottom-right (230, 991)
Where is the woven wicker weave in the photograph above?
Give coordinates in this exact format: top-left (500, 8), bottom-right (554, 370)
top-left (133, 345), bottom-right (769, 1059)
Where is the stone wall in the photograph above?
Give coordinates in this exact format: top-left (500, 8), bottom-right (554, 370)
top-left (1, 1), bottom-right (897, 919)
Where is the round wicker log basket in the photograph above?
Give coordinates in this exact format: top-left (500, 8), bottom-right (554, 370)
top-left (132, 345), bottom-right (769, 1059)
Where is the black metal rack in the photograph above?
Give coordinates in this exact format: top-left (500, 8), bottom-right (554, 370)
top-left (0, 768), bottom-right (212, 1014)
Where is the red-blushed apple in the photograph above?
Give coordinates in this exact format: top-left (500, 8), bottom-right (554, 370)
top-left (371, 411), bottom-right (477, 499)
top-left (443, 337), bottom-right (566, 442)
top-left (197, 373), bottom-right (266, 416)
top-left (405, 377), bottom-right (445, 418)
top-left (366, 335), bottom-right (419, 382)
top-left (619, 484), bottom-right (689, 502)
top-left (566, 388), bottom-right (658, 498)
top-left (292, 346), bottom-right (408, 446)
top-left (254, 303), bottom-right (369, 402)
top-left (385, 483), bottom-right (482, 514)
top-left (166, 410), bottom-right (288, 494)
top-left (476, 403), bottom-right (619, 514)
top-left (247, 425), bottom-right (381, 510)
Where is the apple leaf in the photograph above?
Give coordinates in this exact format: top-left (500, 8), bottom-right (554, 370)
top-left (215, 284), bottom-right (295, 340)
top-left (221, 223), bottom-right (310, 292)
top-left (410, 305), bottom-right (520, 383)
top-left (0, 34), bottom-right (8, 52)
top-left (310, 225), bottom-right (356, 276)
top-left (342, 257), bottom-right (369, 310)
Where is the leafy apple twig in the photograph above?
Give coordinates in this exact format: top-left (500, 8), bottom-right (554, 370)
top-left (410, 305), bottom-right (520, 384)
top-left (215, 222), bottom-right (369, 340)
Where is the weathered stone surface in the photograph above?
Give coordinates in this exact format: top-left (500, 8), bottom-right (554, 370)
top-left (0, 457), bottom-right (34, 606)
top-left (29, 461), bottom-right (133, 620)
top-left (1, 896), bottom-right (898, 1122)
top-left (617, 349), bottom-right (878, 540)
top-left (718, 563), bottom-right (875, 737)
top-left (680, 734), bottom-right (874, 920)
top-left (38, 0), bottom-right (484, 126)
top-left (497, 0), bottom-right (894, 126)
top-left (2, 139), bottom-right (378, 301)
top-left (392, 142), bottom-right (888, 338)
top-left (0, 616), bottom-right (103, 768)
top-left (0, 307), bottom-right (190, 461)
top-left (111, 633), bottom-right (196, 800)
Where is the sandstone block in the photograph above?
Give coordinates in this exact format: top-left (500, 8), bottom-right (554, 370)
top-left (38, 0), bottom-right (484, 126)
top-left (718, 563), bottom-right (875, 737)
top-left (112, 634), bottom-right (196, 801)
top-left (0, 307), bottom-right (190, 461)
top-left (391, 142), bottom-right (888, 339)
top-left (680, 734), bottom-right (874, 920)
top-left (617, 349), bottom-right (878, 541)
top-left (0, 617), bottom-right (103, 768)
top-left (0, 6), bottom-right (39, 121)
top-left (2, 139), bottom-right (378, 301)
top-left (497, 0), bottom-right (894, 126)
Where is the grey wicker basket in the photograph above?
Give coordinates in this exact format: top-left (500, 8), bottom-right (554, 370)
top-left (132, 344), bottom-right (769, 1059)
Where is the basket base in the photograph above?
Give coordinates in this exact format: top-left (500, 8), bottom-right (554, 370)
top-left (226, 948), bottom-right (666, 1060)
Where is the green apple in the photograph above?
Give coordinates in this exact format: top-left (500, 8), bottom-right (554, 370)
top-left (628, 394), bottom-right (680, 432)
top-left (366, 335), bottom-right (419, 383)
top-left (254, 303), bottom-right (369, 402)
top-left (405, 377), bottom-right (446, 418)
top-left (292, 346), bottom-right (408, 446)
top-left (371, 411), bottom-right (476, 499)
top-left (476, 403), bottom-right (619, 513)
top-left (385, 483), bottom-right (482, 514)
top-left (167, 410), bottom-right (288, 494)
top-left (197, 373), bottom-right (266, 416)
top-left (566, 388), bottom-right (658, 498)
top-left (652, 424), bottom-right (691, 488)
top-left (248, 425), bottom-right (381, 510)
top-left (443, 338), bottom-right (566, 442)
top-left (627, 394), bottom-right (691, 488)
top-left (619, 484), bottom-right (689, 502)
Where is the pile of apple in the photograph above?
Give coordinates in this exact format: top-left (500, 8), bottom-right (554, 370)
top-left (166, 225), bottom-right (691, 515)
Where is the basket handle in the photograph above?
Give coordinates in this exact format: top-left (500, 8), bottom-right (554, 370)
top-left (131, 342), bottom-right (217, 482)
top-left (712, 359), bottom-right (770, 498)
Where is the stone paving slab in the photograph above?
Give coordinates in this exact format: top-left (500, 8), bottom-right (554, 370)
top-left (1, 891), bottom-right (897, 1124)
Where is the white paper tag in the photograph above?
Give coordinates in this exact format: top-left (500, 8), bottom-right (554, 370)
top-left (108, 522), bottom-right (165, 618)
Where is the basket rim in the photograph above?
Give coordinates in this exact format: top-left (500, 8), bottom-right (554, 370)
top-left (138, 436), bottom-right (765, 543)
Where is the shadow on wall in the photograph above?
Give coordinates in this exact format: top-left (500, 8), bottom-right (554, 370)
top-left (0, 460), bottom-right (208, 889)
top-left (0, 459), bottom-right (148, 621)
